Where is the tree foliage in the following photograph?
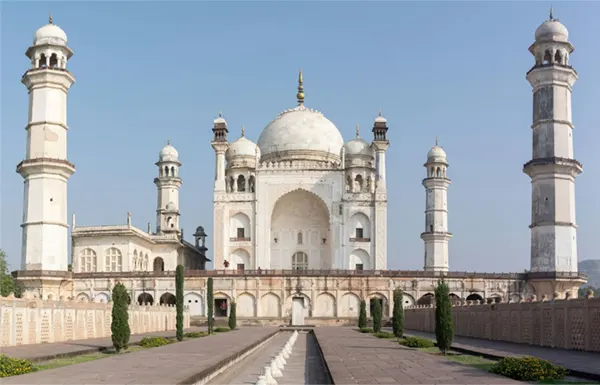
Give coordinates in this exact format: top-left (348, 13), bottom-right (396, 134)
top-left (111, 282), bottom-right (131, 352)
top-left (207, 277), bottom-right (214, 334)
top-left (358, 300), bottom-right (367, 328)
top-left (392, 288), bottom-right (404, 338)
top-left (228, 301), bottom-right (237, 330)
top-left (434, 278), bottom-right (454, 355)
top-left (175, 264), bottom-right (184, 341)
top-left (372, 298), bottom-right (382, 333)
top-left (0, 250), bottom-right (20, 298)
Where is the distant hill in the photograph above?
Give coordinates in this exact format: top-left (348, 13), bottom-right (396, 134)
top-left (579, 259), bottom-right (600, 288)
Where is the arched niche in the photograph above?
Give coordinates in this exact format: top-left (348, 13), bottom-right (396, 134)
top-left (271, 189), bottom-right (330, 269)
top-left (153, 257), bottom-right (165, 272)
top-left (228, 248), bottom-right (251, 270)
top-left (314, 292), bottom-right (336, 317)
top-left (349, 248), bottom-right (371, 270)
top-left (236, 292), bottom-right (256, 317)
top-left (368, 292), bottom-right (388, 317)
top-left (349, 212), bottom-right (371, 240)
top-left (260, 292), bottom-right (281, 317)
top-left (159, 292), bottom-right (176, 306)
top-left (466, 293), bottom-right (484, 302)
top-left (230, 212), bottom-right (251, 240)
top-left (138, 292), bottom-right (154, 305)
top-left (339, 292), bottom-right (360, 317)
top-left (417, 293), bottom-right (434, 306)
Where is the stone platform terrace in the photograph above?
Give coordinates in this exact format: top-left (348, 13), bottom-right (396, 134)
top-left (314, 327), bottom-right (520, 384)
top-left (3, 327), bottom-right (278, 385)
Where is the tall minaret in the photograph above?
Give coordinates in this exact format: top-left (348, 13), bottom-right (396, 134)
top-left (211, 112), bottom-right (229, 192)
top-left (371, 110), bottom-right (390, 269)
top-left (524, 11), bottom-right (583, 282)
top-left (17, 15), bottom-right (75, 272)
top-left (155, 141), bottom-right (182, 234)
top-left (421, 139), bottom-right (452, 273)
top-left (372, 110), bottom-right (390, 191)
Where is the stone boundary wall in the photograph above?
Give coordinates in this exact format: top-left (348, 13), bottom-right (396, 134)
top-left (0, 296), bottom-right (190, 347)
top-left (404, 296), bottom-right (600, 352)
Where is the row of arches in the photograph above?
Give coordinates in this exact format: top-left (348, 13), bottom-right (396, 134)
top-left (428, 166), bottom-right (447, 178)
top-left (77, 248), bottom-right (167, 273)
top-left (227, 174), bottom-right (255, 193)
top-left (415, 292), bottom-right (506, 306)
top-left (32, 52), bottom-right (67, 69)
top-left (345, 173), bottom-right (375, 193)
top-left (536, 48), bottom-right (569, 67)
top-left (159, 165), bottom-right (179, 178)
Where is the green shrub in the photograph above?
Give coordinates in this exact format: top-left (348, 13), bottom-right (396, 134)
top-left (175, 264), bottom-right (184, 342)
top-left (358, 327), bottom-right (373, 333)
top-left (184, 332), bottom-right (208, 338)
top-left (111, 282), bottom-right (131, 353)
top-left (392, 288), bottom-right (404, 338)
top-left (0, 355), bottom-right (35, 378)
top-left (490, 356), bottom-right (566, 381)
top-left (434, 278), bottom-right (454, 355)
top-left (372, 298), bottom-right (382, 333)
top-left (139, 336), bottom-right (170, 348)
top-left (399, 336), bottom-right (435, 348)
top-left (228, 301), bottom-right (237, 330)
top-left (372, 331), bottom-right (395, 339)
top-left (214, 326), bottom-right (230, 333)
top-left (207, 278), bottom-right (214, 334)
top-left (358, 300), bottom-right (367, 328)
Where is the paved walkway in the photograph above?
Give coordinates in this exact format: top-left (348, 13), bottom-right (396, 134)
top-left (314, 328), bottom-right (520, 384)
top-left (2, 327), bottom-right (206, 361)
top-left (404, 330), bottom-right (600, 378)
top-left (277, 331), bottom-right (330, 385)
top-left (3, 328), bottom-right (278, 385)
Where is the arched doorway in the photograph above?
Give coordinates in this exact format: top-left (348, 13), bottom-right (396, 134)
top-left (138, 293), bottom-right (154, 305)
top-left (154, 257), bottom-right (165, 272)
top-left (466, 293), bottom-right (484, 302)
top-left (417, 293), bottom-right (434, 306)
top-left (271, 189), bottom-right (330, 269)
top-left (159, 292), bottom-right (176, 306)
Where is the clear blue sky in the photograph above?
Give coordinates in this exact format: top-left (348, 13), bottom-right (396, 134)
top-left (1, 2), bottom-right (599, 273)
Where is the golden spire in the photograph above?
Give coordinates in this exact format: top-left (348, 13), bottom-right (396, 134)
top-left (356, 124), bottom-right (360, 138)
top-left (241, 125), bottom-right (245, 137)
top-left (297, 68), bottom-right (304, 106)
top-left (49, 12), bottom-right (53, 24)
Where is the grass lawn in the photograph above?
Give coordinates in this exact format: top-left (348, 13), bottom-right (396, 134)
top-left (35, 346), bottom-right (145, 371)
top-left (417, 347), bottom-right (495, 371)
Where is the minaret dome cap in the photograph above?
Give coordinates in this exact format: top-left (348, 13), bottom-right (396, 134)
top-left (159, 142), bottom-right (179, 162)
top-left (535, 19), bottom-right (569, 42)
top-left (33, 15), bottom-right (68, 46)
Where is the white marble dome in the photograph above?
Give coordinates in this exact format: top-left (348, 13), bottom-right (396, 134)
top-left (159, 143), bottom-right (179, 162)
top-left (257, 106), bottom-right (344, 162)
top-left (344, 138), bottom-right (374, 157)
top-left (427, 145), bottom-right (447, 163)
top-left (226, 136), bottom-right (257, 160)
top-left (535, 19), bottom-right (569, 42)
top-left (34, 21), bottom-right (67, 46)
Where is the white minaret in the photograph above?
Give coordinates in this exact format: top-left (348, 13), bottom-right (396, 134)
top-left (18, 15), bottom-right (75, 271)
top-left (155, 141), bottom-right (182, 234)
top-left (371, 110), bottom-right (389, 269)
top-left (211, 112), bottom-right (229, 192)
top-left (524, 11), bottom-right (582, 274)
top-left (421, 139), bottom-right (452, 272)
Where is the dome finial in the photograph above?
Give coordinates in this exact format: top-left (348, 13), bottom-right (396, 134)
top-left (49, 12), bottom-right (53, 24)
top-left (297, 68), bottom-right (304, 106)
top-left (549, 5), bottom-right (553, 20)
top-left (241, 125), bottom-right (245, 137)
top-left (435, 136), bottom-right (439, 146)
top-left (356, 124), bottom-right (360, 138)
top-left (167, 138), bottom-right (171, 145)
top-left (218, 111), bottom-right (222, 118)
top-left (378, 108), bottom-right (382, 117)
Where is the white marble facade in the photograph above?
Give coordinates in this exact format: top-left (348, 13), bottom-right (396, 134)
top-left (211, 72), bottom-right (391, 272)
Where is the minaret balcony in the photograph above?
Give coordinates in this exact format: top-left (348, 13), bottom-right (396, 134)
top-left (23, 66), bottom-right (70, 78)
top-left (523, 156), bottom-right (583, 178)
top-left (230, 237), bottom-right (251, 242)
top-left (16, 157), bottom-right (75, 178)
top-left (349, 237), bottom-right (371, 243)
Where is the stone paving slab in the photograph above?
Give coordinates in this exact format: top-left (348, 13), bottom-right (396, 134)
top-left (314, 327), bottom-right (520, 384)
top-left (1, 327), bottom-right (206, 362)
top-left (3, 328), bottom-right (278, 385)
top-left (403, 329), bottom-right (600, 379)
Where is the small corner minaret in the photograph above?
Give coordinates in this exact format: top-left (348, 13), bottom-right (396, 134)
top-left (524, 11), bottom-right (582, 277)
top-left (211, 111), bottom-right (229, 192)
top-left (421, 138), bottom-right (452, 273)
top-left (154, 140), bottom-right (182, 234)
top-left (372, 109), bottom-right (390, 191)
top-left (17, 15), bottom-right (76, 271)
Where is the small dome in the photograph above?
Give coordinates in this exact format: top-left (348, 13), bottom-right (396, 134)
top-left (344, 138), bottom-right (374, 157)
top-left (257, 105), bottom-right (344, 162)
top-left (214, 112), bottom-right (226, 125)
top-left (226, 135), bottom-right (258, 160)
top-left (159, 142), bottom-right (179, 162)
top-left (535, 19), bottom-right (569, 42)
top-left (34, 19), bottom-right (68, 46)
top-left (427, 145), bottom-right (447, 163)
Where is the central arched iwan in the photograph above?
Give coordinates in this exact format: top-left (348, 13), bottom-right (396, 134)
top-left (270, 189), bottom-right (330, 269)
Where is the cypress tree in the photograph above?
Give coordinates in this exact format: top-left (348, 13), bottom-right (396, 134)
top-left (392, 288), bottom-right (404, 338)
top-left (175, 264), bottom-right (184, 341)
top-left (358, 299), bottom-right (367, 328)
top-left (111, 282), bottom-right (131, 352)
top-left (372, 298), bottom-right (382, 333)
top-left (207, 277), bottom-right (214, 334)
top-left (434, 277), bottom-right (454, 355)
top-left (228, 301), bottom-right (237, 330)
